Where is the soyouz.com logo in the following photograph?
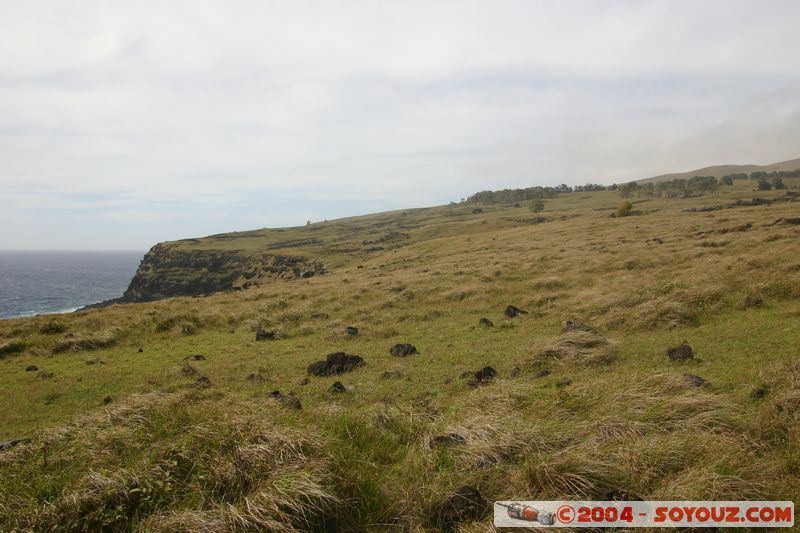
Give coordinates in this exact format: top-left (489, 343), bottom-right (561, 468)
top-left (493, 501), bottom-right (794, 528)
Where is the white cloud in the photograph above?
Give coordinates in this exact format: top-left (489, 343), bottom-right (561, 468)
top-left (1, 0), bottom-right (800, 248)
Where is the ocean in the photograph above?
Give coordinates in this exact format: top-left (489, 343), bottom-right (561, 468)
top-left (0, 251), bottom-right (143, 320)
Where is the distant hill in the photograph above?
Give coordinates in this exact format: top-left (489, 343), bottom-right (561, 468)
top-left (637, 156), bottom-right (800, 183)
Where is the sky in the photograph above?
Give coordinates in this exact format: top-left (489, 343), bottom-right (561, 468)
top-left (2, 1), bottom-right (800, 250)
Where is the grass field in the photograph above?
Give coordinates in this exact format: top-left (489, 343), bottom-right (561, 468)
top-left (1, 179), bottom-right (799, 531)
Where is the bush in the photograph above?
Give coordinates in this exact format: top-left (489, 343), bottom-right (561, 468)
top-left (39, 321), bottom-right (67, 335)
top-left (616, 201), bottom-right (633, 217)
top-left (52, 333), bottom-right (117, 354)
top-left (0, 341), bottom-right (26, 358)
top-left (772, 177), bottom-right (786, 190)
top-left (530, 200), bottom-right (545, 212)
top-left (757, 178), bottom-right (772, 191)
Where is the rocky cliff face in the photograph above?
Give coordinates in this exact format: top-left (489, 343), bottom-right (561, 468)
top-left (121, 242), bottom-right (325, 303)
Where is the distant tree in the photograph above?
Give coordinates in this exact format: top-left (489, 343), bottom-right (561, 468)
top-left (616, 201), bottom-right (633, 217)
top-left (772, 177), bottom-right (786, 190)
top-left (306, 220), bottom-right (311, 226)
top-left (720, 175), bottom-right (734, 186)
top-left (750, 171), bottom-right (768, 180)
top-left (757, 178), bottom-right (772, 191)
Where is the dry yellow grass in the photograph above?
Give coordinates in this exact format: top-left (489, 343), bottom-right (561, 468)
top-left (1, 179), bottom-right (799, 530)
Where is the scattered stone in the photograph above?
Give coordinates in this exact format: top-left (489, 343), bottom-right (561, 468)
top-left (683, 374), bottom-right (709, 388)
top-left (0, 438), bottom-right (30, 452)
top-left (473, 366), bottom-right (497, 382)
top-left (380, 370), bottom-right (406, 380)
top-left (184, 354), bottom-right (206, 361)
top-left (328, 381), bottom-right (346, 394)
top-left (431, 432), bottom-right (466, 448)
top-left (25, 365), bottom-right (38, 372)
top-left (504, 305), bottom-right (528, 318)
top-left (390, 343), bottom-right (418, 357)
top-left (37, 371), bottom-right (54, 380)
top-left (307, 352), bottom-right (365, 376)
top-left (478, 318), bottom-right (494, 328)
top-left (534, 369), bottom-right (551, 378)
top-left (102, 396), bottom-right (113, 405)
top-left (247, 373), bottom-right (265, 383)
top-left (281, 396), bottom-right (302, 410)
top-left (667, 343), bottom-right (694, 362)
top-left (344, 326), bottom-right (359, 337)
top-left (269, 390), bottom-right (302, 410)
top-left (307, 360), bottom-right (329, 376)
top-left (561, 320), bottom-right (597, 333)
top-left (429, 485), bottom-right (487, 528)
top-left (555, 377), bottom-right (572, 388)
top-left (300, 377), bottom-right (310, 386)
top-left (195, 376), bottom-right (212, 388)
top-left (137, 347), bottom-right (144, 353)
top-left (255, 328), bottom-right (276, 341)
top-left (751, 386), bottom-right (769, 399)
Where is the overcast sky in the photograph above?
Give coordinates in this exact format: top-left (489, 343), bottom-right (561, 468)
top-left (2, 1), bottom-right (800, 250)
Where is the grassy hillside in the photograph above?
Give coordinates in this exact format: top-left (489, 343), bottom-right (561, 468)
top-left (1, 180), bottom-right (800, 531)
top-left (638, 156), bottom-right (800, 183)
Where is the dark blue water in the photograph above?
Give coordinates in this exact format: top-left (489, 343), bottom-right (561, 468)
top-left (0, 251), bottom-right (143, 319)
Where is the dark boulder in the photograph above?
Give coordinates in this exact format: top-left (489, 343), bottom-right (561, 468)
top-left (328, 381), bottom-right (346, 394)
top-left (429, 485), bottom-right (487, 529)
top-left (103, 396), bottom-right (113, 405)
top-left (478, 318), bottom-right (494, 328)
top-left (504, 305), bottom-right (528, 318)
top-left (466, 366), bottom-right (498, 388)
top-left (751, 386), bottom-right (769, 399)
top-left (137, 347), bottom-right (144, 353)
top-left (307, 360), bottom-right (330, 377)
top-left (474, 366), bottom-right (497, 382)
top-left (390, 343), bottom-right (418, 357)
top-left (344, 326), bottom-right (359, 337)
top-left (255, 328), bottom-right (276, 341)
top-left (667, 343), bottom-right (694, 362)
top-left (25, 365), bottom-right (38, 372)
top-left (307, 352), bottom-right (365, 376)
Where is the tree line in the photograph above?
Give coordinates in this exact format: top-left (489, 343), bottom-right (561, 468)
top-left (463, 169), bottom-right (798, 204)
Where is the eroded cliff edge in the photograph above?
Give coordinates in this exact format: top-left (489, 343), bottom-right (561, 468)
top-left (124, 242), bottom-right (325, 302)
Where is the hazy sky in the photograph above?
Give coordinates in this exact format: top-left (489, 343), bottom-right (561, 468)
top-left (2, 1), bottom-right (800, 250)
